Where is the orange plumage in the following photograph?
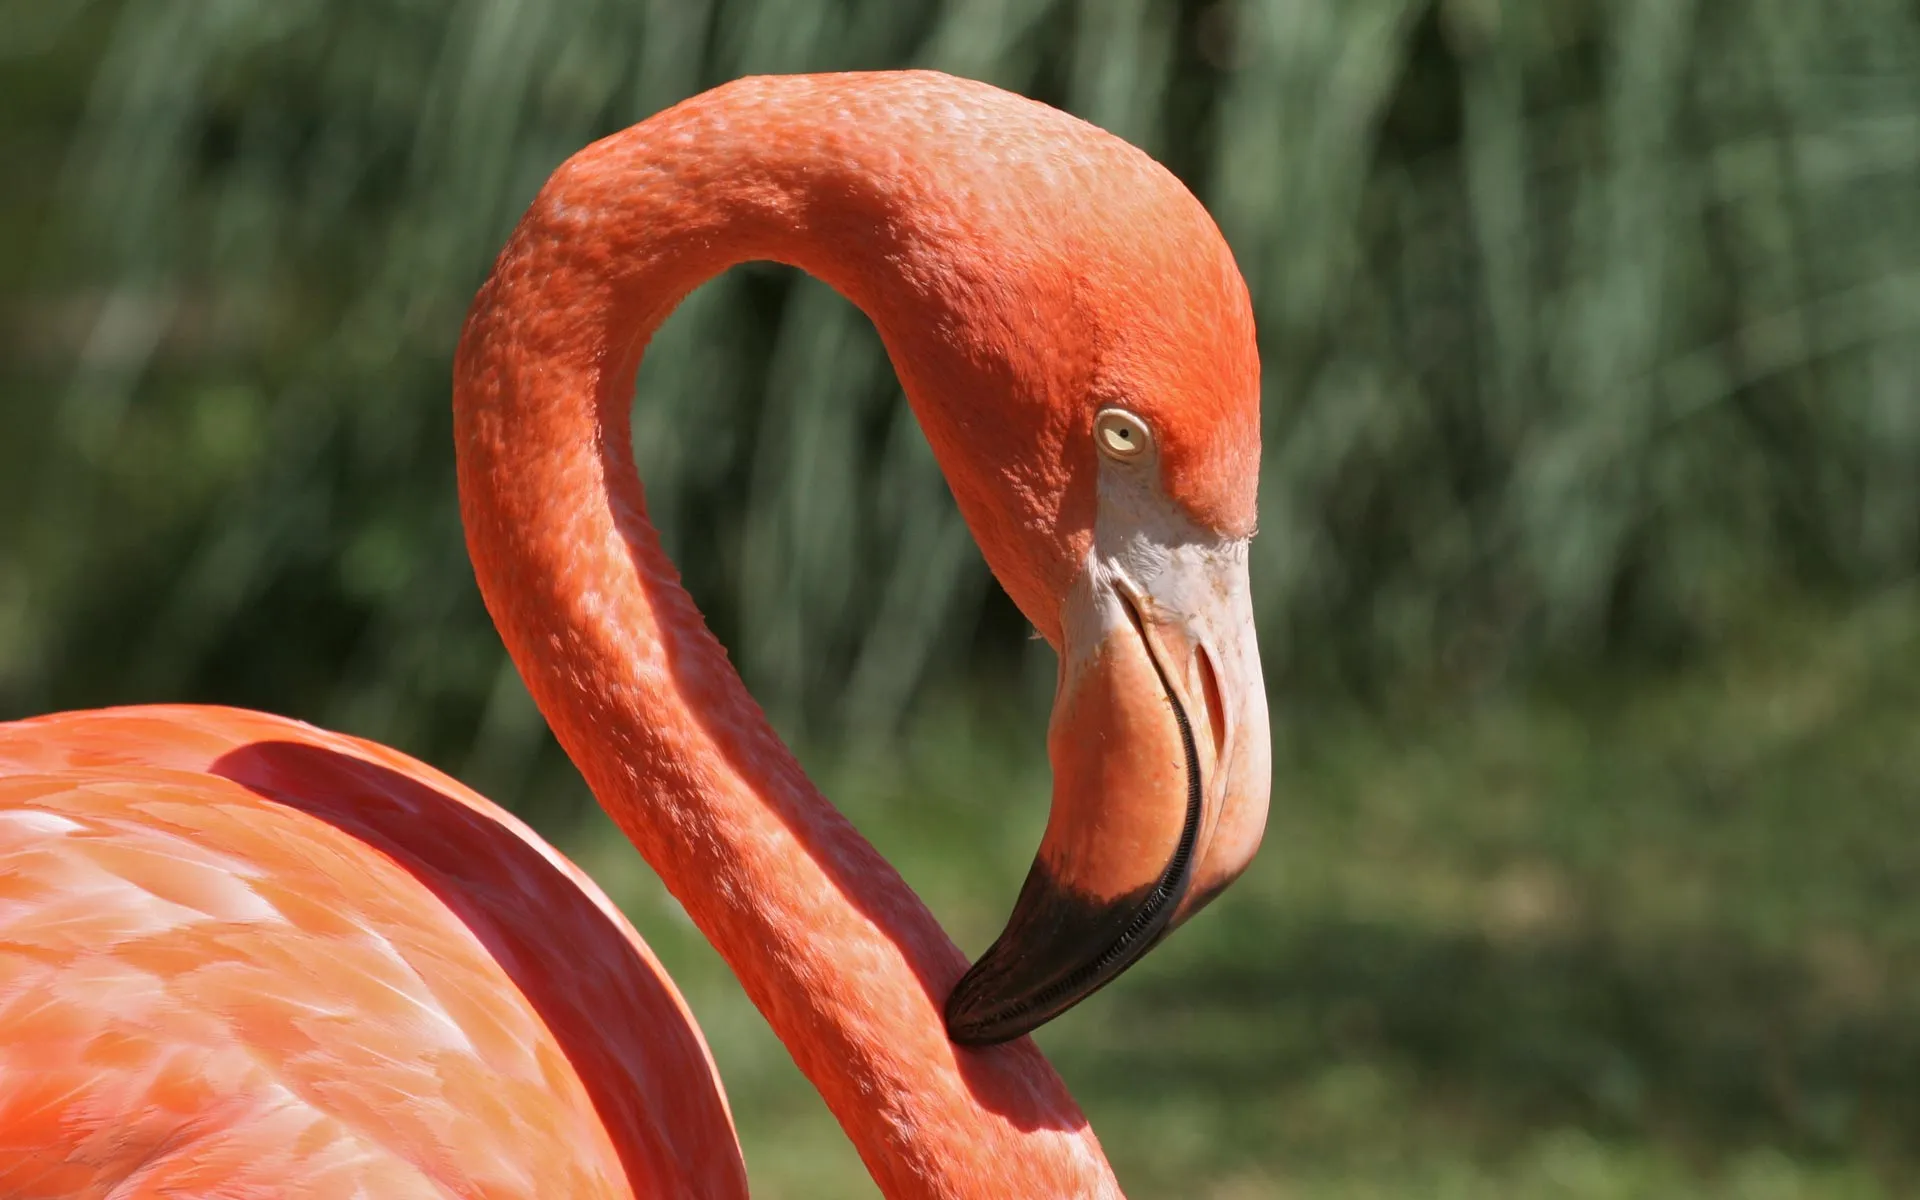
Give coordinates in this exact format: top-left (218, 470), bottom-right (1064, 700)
top-left (0, 706), bottom-right (743, 1198)
top-left (1, 71), bottom-right (1268, 1198)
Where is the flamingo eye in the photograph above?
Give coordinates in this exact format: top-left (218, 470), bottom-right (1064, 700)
top-left (1094, 409), bottom-right (1152, 462)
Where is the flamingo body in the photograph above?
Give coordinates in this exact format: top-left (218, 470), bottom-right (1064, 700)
top-left (3, 70), bottom-right (1271, 1199)
top-left (0, 706), bottom-right (744, 1199)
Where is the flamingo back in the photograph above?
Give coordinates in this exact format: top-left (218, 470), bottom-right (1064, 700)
top-left (0, 705), bottom-right (746, 1199)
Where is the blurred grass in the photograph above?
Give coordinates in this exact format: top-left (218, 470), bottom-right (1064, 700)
top-left (579, 594), bottom-right (1920, 1197)
top-left (4, 0), bottom-right (1920, 1195)
top-left (9, 0), bottom-right (1920, 743)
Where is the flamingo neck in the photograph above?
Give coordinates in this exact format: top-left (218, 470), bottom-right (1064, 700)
top-left (452, 75), bottom-right (1117, 1198)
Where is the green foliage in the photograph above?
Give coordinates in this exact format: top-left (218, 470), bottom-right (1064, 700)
top-left (6, 0), bottom-right (1918, 753)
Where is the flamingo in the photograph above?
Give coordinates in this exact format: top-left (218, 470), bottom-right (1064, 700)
top-left (0, 71), bottom-right (1269, 1198)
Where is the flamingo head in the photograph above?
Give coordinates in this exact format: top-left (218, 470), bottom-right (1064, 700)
top-left (880, 114), bottom-right (1271, 1046)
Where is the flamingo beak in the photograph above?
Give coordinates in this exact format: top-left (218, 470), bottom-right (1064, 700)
top-left (945, 539), bottom-right (1270, 1045)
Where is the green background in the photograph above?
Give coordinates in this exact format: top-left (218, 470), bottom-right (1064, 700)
top-left (4, 1), bottom-right (1918, 1195)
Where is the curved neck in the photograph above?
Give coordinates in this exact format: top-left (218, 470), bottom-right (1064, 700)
top-left (452, 76), bottom-right (1117, 1198)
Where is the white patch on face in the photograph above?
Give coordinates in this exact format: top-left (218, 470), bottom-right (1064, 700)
top-left (1066, 437), bottom-right (1257, 692)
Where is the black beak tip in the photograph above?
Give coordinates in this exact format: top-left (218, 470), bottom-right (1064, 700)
top-left (942, 866), bottom-right (1194, 1048)
top-left (943, 964), bottom-right (1030, 1047)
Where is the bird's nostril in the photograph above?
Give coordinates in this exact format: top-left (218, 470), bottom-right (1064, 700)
top-left (1196, 643), bottom-right (1225, 760)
